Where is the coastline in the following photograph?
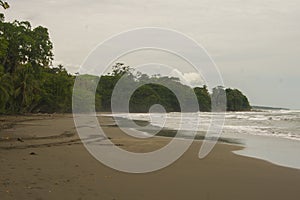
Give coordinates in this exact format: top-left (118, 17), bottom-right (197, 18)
top-left (233, 134), bottom-right (300, 169)
top-left (0, 114), bottom-right (299, 199)
top-left (107, 111), bottom-right (300, 169)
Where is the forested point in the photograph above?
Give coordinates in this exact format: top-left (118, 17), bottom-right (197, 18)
top-left (0, 15), bottom-right (251, 114)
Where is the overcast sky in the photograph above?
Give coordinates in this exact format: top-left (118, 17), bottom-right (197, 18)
top-left (3, 0), bottom-right (300, 109)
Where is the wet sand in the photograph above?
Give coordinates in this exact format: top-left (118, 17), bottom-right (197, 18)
top-left (0, 114), bottom-right (299, 200)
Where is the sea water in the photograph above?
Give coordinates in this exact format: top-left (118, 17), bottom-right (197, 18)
top-left (103, 110), bottom-right (300, 169)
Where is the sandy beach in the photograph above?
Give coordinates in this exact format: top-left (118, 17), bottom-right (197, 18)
top-left (0, 114), bottom-right (299, 200)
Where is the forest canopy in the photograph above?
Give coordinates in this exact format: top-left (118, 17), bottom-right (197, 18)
top-left (0, 15), bottom-right (251, 114)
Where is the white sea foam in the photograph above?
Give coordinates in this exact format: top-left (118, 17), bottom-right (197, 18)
top-left (104, 110), bottom-right (300, 141)
top-left (101, 110), bottom-right (300, 169)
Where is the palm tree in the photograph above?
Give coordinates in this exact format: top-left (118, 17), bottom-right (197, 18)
top-left (0, 1), bottom-right (9, 9)
top-left (0, 72), bottom-right (12, 113)
top-left (12, 65), bottom-right (41, 113)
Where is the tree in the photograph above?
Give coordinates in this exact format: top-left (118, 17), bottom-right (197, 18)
top-left (0, 16), bottom-right (72, 114)
top-left (0, 1), bottom-right (9, 9)
top-left (73, 73), bottom-right (103, 113)
top-left (129, 85), bottom-right (161, 113)
top-left (0, 65), bottom-right (12, 113)
top-left (225, 88), bottom-right (251, 111)
top-left (97, 63), bottom-right (134, 111)
top-left (0, 11), bottom-right (253, 114)
top-left (11, 64), bottom-right (41, 113)
top-left (211, 86), bottom-right (226, 112)
top-left (194, 85), bottom-right (211, 112)
top-left (0, 19), bottom-right (53, 74)
top-left (38, 65), bottom-right (74, 113)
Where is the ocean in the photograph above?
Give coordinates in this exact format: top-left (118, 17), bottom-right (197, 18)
top-left (103, 110), bottom-right (300, 169)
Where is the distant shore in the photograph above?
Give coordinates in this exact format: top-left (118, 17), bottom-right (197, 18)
top-left (0, 114), bottom-right (300, 200)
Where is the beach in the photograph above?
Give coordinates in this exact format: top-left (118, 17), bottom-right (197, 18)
top-left (0, 114), bottom-right (300, 200)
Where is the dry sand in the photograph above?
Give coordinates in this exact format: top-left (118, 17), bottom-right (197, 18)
top-left (0, 114), bottom-right (299, 200)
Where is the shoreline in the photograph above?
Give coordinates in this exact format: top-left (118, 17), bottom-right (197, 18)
top-left (112, 116), bottom-right (243, 145)
top-left (104, 112), bottom-right (300, 170)
top-left (0, 114), bottom-right (299, 199)
top-left (1, 113), bottom-right (299, 169)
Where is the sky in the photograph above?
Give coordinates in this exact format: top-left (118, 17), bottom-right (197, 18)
top-left (3, 0), bottom-right (300, 109)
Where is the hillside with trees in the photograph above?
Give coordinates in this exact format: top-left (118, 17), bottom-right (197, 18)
top-left (225, 88), bottom-right (251, 111)
top-left (0, 12), bottom-right (251, 114)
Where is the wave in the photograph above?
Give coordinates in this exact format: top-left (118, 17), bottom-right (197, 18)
top-left (102, 110), bottom-right (300, 141)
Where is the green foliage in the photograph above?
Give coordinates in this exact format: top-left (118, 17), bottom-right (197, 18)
top-left (0, 1), bottom-right (9, 9)
top-left (0, 18), bottom-right (73, 114)
top-left (225, 88), bottom-right (251, 111)
top-left (0, 66), bottom-right (12, 112)
top-left (11, 64), bottom-right (41, 113)
top-left (0, 19), bottom-right (53, 74)
top-left (129, 83), bottom-right (182, 113)
top-left (129, 84), bottom-right (162, 113)
top-left (96, 64), bottom-right (252, 113)
top-left (97, 64), bottom-right (198, 113)
top-left (0, 16), bottom-right (252, 114)
top-left (73, 74), bottom-right (101, 113)
top-left (211, 86), bottom-right (227, 112)
top-left (194, 85), bottom-right (211, 112)
top-left (38, 65), bottom-right (74, 113)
